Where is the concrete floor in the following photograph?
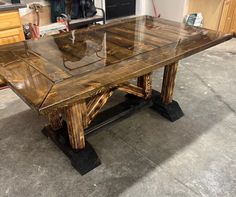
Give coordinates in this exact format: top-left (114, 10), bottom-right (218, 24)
top-left (0, 39), bottom-right (236, 197)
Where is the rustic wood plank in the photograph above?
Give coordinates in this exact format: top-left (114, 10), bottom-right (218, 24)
top-left (118, 83), bottom-right (145, 98)
top-left (66, 102), bottom-right (86, 150)
top-left (39, 32), bottom-right (232, 114)
top-left (53, 33), bottom-right (108, 76)
top-left (0, 76), bottom-right (6, 87)
top-left (97, 30), bottom-right (155, 53)
top-left (0, 60), bottom-right (53, 110)
top-left (119, 22), bottom-right (178, 43)
top-left (88, 31), bottom-right (154, 62)
top-left (161, 62), bottom-right (179, 104)
top-left (118, 73), bottom-right (152, 99)
top-left (105, 26), bottom-right (170, 47)
top-left (0, 16), bottom-right (232, 115)
top-left (0, 51), bottom-right (19, 65)
top-left (87, 90), bottom-right (113, 125)
top-left (15, 49), bottom-right (72, 83)
top-left (137, 73), bottom-right (153, 99)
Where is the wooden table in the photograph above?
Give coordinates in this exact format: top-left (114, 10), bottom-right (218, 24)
top-left (0, 16), bottom-right (233, 175)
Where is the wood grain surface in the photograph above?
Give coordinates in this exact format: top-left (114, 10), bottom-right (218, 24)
top-left (48, 110), bottom-right (63, 131)
top-left (0, 10), bottom-right (25, 46)
top-left (0, 16), bottom-right (233, 114)
top-left (66, 102), bottom-right (86, 150)
top-left (161, 62), bottom-right (179, 104)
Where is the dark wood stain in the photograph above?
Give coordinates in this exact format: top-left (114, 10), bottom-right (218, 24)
top-left (0, 15), bottom-right (233, 115)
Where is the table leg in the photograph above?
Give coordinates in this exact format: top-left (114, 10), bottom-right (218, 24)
top-left (137, 73), bottom-right (152, 99)
top-left (0, 76), bottom-right (7, 89)
top-left (42, 101), bottom-right (101, 175)
top-left (161, 63), bottom-right (178, 104)
top-left (48, 111), bottom-right (62, 131)
top-left (152, 62), bottom-right (184, 122)
top-left (66, 102), bottom-right (86, 150)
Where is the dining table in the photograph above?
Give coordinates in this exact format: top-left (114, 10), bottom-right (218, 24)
top-left (0, 15), bottom-right (233, 175)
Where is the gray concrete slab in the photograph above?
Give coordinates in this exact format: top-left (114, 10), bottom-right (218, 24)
top-left (112, 39), bottom-right (236, 197)
top-left (0, 39), bottom-right (236, 197)
top-left (0, 98), bottom-right (197, 197)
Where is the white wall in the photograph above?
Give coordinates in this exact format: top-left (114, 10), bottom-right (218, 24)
top-left (136, 0), bottom-right (146, 16)
top-left (95, 0), bottom-right (105, 10)
top-left (145, 0), bottom-right (187, 22)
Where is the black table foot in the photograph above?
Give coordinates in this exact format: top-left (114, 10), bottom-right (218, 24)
top-left (42, 126), bottom-right (101, 175)
top-left (151, 90), bottom-right (184, 122)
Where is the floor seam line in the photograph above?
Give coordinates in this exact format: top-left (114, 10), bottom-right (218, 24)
top-left (110, 131), bottom-right (202, 196)
top-left (165, 169), bottom-right (202, 196)
top-left (183, 64), bottom-right (236, 115)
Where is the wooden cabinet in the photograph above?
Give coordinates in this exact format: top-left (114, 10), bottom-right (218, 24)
top-left (187, 0), bottom-right (236, 33)
top-left (231, 6), bottom-right (236, 32)
top-left (218, 0), bottom-right (236, 33)
top-left (187, 0), bottom-right (225, 31)
top-left (0, 10), bottom-right (25, 46)
top-left (0, 9), bottom-right (25, 86)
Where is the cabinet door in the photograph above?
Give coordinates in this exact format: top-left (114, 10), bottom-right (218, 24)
top-left (0, 10), bottom-right (25, 46)
top-left (230, 4), bottom-right (236, 32)
top-left (0, 11), bottom-right (21, 31)
top-left (218, 0), bottom-right (236, 33)
top-left (0, 28), bottom-right (25, 46)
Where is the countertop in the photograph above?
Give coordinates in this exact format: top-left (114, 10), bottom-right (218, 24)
top-left (0, 2), bottom-right (26, 11)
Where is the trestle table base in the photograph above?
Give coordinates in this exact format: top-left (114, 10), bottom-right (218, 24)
top-left (42, 89), bottom-right (183, 175)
